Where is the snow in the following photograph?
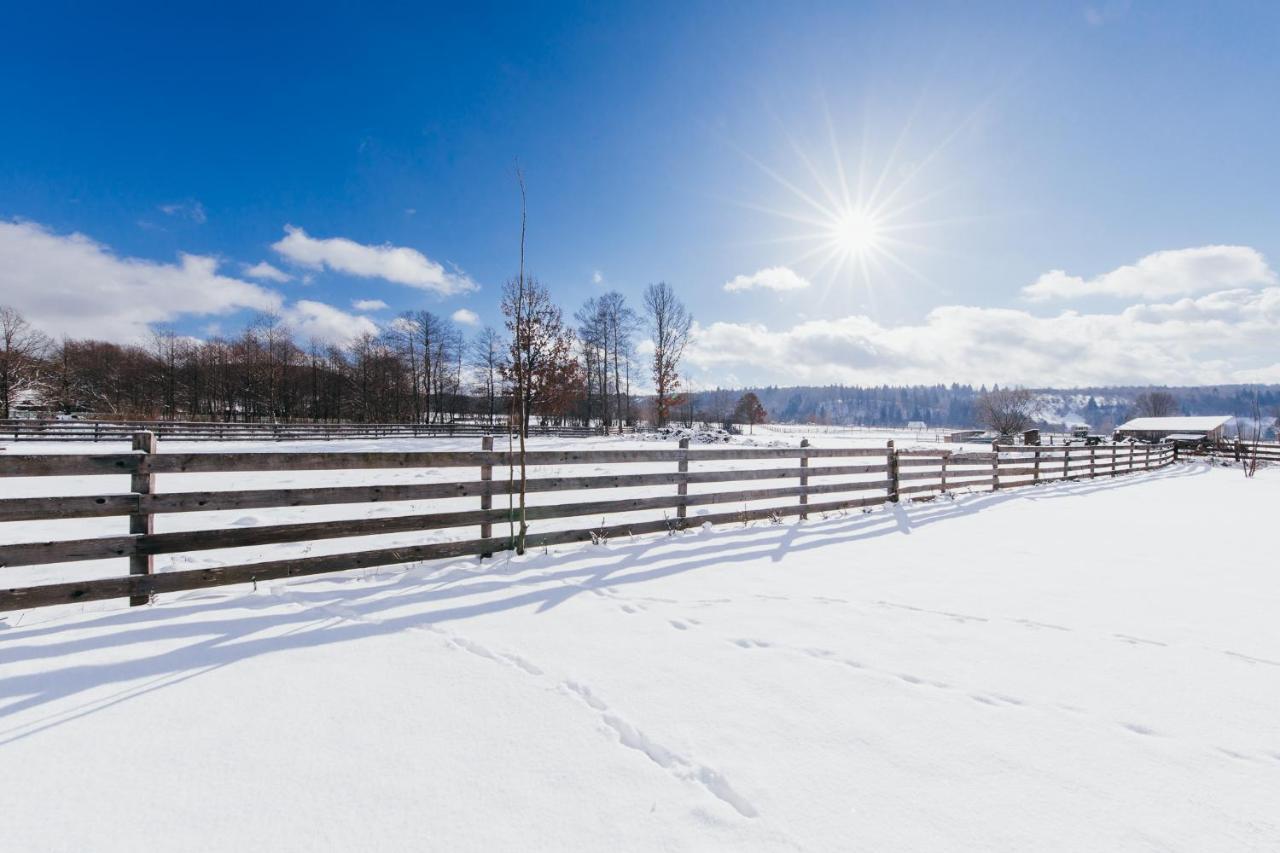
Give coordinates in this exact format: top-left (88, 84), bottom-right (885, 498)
top-left (1, 442), bottom-right (1278, 851)
top-left (1116, 415), bottom-right (1233, 432)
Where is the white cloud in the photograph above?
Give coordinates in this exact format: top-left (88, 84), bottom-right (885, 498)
top-left (451, 308), bottom-right (480, 326)
top-left (0, 219), bottom-right (282, 343)
top-left (353, 299), bottom-right (389, 311)
top-left (592, 270), bottom-right (604, 285)
top-left (272, 225), bottom-right (477, 295)
top-left (243, 261), bottom-right (293, 282)
top-left (723, 266), bottom-right (811, 293)
top-left (1021, 245), bottom-right (1276, 302)
top-left (159, 201), bottom-right (207, 224)
top-left (686, 280), bottom-right (1280, 388)
top-left (0, 219), bottom-right (380, 349)
top-left (284, 300), bottom-right (379, 346)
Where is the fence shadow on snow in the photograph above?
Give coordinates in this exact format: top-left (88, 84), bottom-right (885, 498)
top-left (0, 457), bottom-right (1207, 745)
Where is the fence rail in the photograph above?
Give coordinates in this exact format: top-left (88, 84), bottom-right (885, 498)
top-left (0, 418), bottom-right (616, 442)
top-left (0, 437), bottom-right (1176, 612)
top-left (1204, 440), bottom-right (1280, 463)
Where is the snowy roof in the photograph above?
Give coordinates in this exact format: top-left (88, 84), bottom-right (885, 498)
top-left (1116, 416), bottom-right (1232, 432)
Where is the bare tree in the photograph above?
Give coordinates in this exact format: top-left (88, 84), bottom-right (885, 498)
top-left (975, 387), bottom-right (1039, 436)
top-left (0, 306), bottom-right (50, 418)
top-left (1133, 390), bottom-right (1179, 418)
top-left (506, 164), bottom-right (530, 552)
top-left (502, 278), bottom-right (575, 434)
top-left (600, 291), bottom-right (636, 432)
top-left (1240, 389), bottom-right (1263, 478)
top-left (576, 296), bottom-right (615, 431)
top-left (469, 326), bottom-right (504, 426)
top-left (733, 391), bottom-right (767, 434)
top-left (643, 282), bottom-right (691, 427)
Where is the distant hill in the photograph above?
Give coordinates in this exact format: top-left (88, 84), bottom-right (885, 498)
top-left (682, 383), bottom-right (1280, 436)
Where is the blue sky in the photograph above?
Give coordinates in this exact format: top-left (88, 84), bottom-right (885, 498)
top-left (2, 1), bottom-right (1279, 387)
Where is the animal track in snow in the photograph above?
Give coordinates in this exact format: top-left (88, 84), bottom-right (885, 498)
top-left (1222, 650), bottom-right (1280, 667)
top-left (876, 599), bottom-right (988, 624)
top-left (561, 683), bottom-right (758, 818)
top-left (1114, 633), bottom-right (1167, 647)
top-left (1013, 618), bottom-right (1071, 632)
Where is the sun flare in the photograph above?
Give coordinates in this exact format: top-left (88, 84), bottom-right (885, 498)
top-left (830, 209), bottom-right (882, 258)
top-left (730, 102), bottom-right (976, 304)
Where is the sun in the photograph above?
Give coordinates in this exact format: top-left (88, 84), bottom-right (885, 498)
top-left (830, 209), bottom-right (882, 258)
top-left (726, 100), bottom-right (976, 304)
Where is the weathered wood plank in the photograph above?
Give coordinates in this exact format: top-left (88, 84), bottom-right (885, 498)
top-left (0, 478), bottom-right (895, 567)
top-left (994, 466), bottom-right (1041, 476)
top-left (129, 431), bottom-right (156, 606)
top-left (945, 453), bottom-right (998, 464)
top-left (0, 464), bottom-right (892, 521)
top-left (135, 445), bottom-right (890, 474)
top-left (897, 470), bottom-right (944, 482)
top-left (0, 454), bottom-right (140, 477)
top-left (0, 494), bottom-right (138, 522)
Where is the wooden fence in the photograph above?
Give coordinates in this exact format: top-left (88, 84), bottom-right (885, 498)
top-left (0, 437), bottom-right (1176, 612)
top-left (0, 418), bottom-right (613, 442)
top-left (1205, 440), bottom-right (1280, 464)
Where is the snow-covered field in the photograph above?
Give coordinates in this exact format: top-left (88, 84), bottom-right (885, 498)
top-left (1, 441), bottom-right (1277, 851)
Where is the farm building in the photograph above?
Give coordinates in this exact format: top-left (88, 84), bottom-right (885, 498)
top-left (906, 420), bottom-right (927, 430)
top-left (1114, 415), bottom-right (1232, 443)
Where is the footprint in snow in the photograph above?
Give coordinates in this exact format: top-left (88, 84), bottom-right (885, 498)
top-left (669, 620), bottom-right (689, 631)
top-left (1120, 722), bottom-right (1159, 736)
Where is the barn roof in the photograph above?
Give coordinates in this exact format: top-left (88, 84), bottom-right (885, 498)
top-left (1116, 416), bottom-right (1232, 431)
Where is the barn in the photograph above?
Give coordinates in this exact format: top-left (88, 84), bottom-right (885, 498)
top-left (1114, 415), bottom-right (1232, 443)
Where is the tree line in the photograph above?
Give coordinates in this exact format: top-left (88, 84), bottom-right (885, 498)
top-left (0, 281), bottom-right (694, 428)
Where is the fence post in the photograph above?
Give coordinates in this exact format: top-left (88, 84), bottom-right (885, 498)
top-left (480, 435), bottom-right (493, 558)
top-left (1089, 445), bottom-right (1097, 479)
top-left (1063, 446), bottom-right (1071, 480)
top-left (991, 440), bottom-right (1000, 491)
top-left (1110, 444), bottom-right (1118, 477)
top-left (886, 440), bottom-right (899, 502)
top-left (940, 450), bottom-right (949, 493)
top-left (799, 438), bottom-right (810, 519)
top-left (1033, 447), bottom-right (1041, 484)
top-left (129, 431), bottom-right (156, 606)
top-left (676, 437), bottom-right (689, 522)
